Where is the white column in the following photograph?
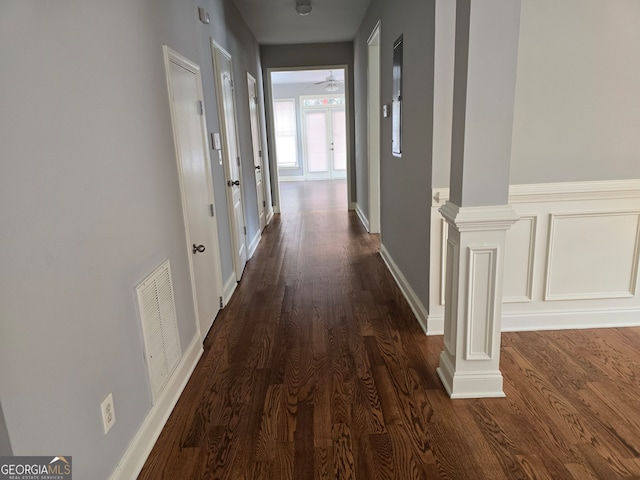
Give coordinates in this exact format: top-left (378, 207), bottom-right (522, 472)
top-left (437, 0), bottom-right (522, 398)
top-left (437, 204), bottom-right (518, 398)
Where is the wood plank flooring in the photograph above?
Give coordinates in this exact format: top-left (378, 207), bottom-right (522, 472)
top-left (139, 181), bottom-right (640, 479)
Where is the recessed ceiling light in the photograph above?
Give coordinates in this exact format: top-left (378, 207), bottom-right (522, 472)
top-left (295, 0), bottom-right (312, 15)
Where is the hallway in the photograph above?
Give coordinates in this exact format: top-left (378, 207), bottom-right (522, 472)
top-left (139, 182), bottom-right (640, 479)
top-left (279, 179), bottom-right (349, 213)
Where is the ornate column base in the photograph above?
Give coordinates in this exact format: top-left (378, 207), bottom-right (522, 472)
top-left (436, 201), bottom-right (519, 398)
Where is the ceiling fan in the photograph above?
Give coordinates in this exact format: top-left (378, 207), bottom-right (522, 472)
top-left (314, 71), bottom-right (342, 92)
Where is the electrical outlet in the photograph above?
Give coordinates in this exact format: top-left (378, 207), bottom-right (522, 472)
top-left (100, 393), bottom-right (116, 434)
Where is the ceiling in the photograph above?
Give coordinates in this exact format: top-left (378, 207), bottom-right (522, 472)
top-left (231, 0), bottom-right (373, 45)
top-left (270, 68), bottom-right (345, 85)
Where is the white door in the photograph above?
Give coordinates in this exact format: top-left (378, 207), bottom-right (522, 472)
top-left (247, 73), bottom-right (266, 232)
top-left (163, 46), bottom-right (223, 340)
top-left (212, 41), bottom-right (247, 281)
top-left (303, 107), bottom-right (347, 180)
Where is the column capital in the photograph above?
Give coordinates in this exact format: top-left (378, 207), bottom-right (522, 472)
top-left (439, 201), bottom-right (519, 232)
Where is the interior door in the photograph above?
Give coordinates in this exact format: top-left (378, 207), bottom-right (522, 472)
top-left (212, 41), bottom-right (247, 281)
top-left (164, 47), bottom-right (223, 340)
top-left (303, 106), bottom-right (347, 180)
top-left (247, 73), bottom-right (266, 232)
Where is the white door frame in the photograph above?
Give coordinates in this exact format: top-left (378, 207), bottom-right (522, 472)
top-left (211, 39), bottom-right (248, 281)
top-left (368, 21), bottom-right (382, 233)
top-left (266, 65), bottom-right (352, 212)
top-left (162, 45), bottom-right (223, 340)
top-left (247, 72), bottom-right (267, 232)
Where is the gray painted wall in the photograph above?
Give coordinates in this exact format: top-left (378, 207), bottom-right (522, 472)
top-left (353, 0), bottom-right (436, 310)
top-left (0, 402), bottom-right (11, 456)
top-left (510, 0), bottom-right (640, 184)
top-left (432, 0), bottom-right (640, 188)
top-left (0, 0), bottom-right (265, 478)
top-left (261, 43), bottom-right (356, 202)
top-left (272, 82), bottom-right (346, 179)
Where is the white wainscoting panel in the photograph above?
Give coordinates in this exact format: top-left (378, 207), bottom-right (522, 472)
top-left (503, 215), bottom-right (536, 303)
top-left (545, 211), bottom-right (640, 301)
top-left (429, 180), bottom-right (640, 333)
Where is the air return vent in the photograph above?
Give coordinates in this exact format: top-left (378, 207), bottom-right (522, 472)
top-left (135, 260), bottom-right (182, 402)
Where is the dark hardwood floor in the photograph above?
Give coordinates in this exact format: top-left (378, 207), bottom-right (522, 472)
top-left (139, 180), bottom-right (640, 479)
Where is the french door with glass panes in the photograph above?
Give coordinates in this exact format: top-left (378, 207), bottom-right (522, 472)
top-left (302, 106), bottom-right (346, 180)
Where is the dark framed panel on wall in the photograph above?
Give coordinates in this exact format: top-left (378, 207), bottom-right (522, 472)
top-left (392, 35), bottom-right (403, 157)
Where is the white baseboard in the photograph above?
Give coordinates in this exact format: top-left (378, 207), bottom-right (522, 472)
top-left (109, 336), bottom-right (203, 480)
top-left (426, 314), bottom-right (444, 335)
top-left (273, 205), bottom-right (281, 214)
top-left (427, 309), bottom-right (640, 335)
top-left (354, 203), bottom-right (370, 232)
top-left (502, 308), bottom-right (640, 332)
top-left (266, 208), bottom-right (274, 225)
top-left (222, 272), bottom-right (237, 307)
top-left (247, 230), bottom-right (261, 259)
top-left (379, 243), bottom-right (430, 335)
top-left (349, 201), bottom-right (356, 211)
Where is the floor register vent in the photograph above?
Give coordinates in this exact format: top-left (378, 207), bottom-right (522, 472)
top-left (135, 259), bottom-right (182, 402)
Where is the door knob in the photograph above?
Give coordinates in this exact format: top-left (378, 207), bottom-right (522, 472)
top-left (227, 180), bottom-right (240, 187)
top-left (192, 244), bottom-right (206, 254)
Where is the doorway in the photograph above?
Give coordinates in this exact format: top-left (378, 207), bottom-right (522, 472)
top-left (267, 67), bottom-right (351, 212)
top-left (301, 99), bottom-right (347, 180)
top-left (162, 46), bottom-right (223, 340)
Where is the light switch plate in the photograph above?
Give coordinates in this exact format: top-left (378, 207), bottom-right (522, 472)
top-left (212, 132), bottom-right (221, 150)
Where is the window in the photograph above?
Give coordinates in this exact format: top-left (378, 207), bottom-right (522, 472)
top-left (273, 99), bottom-right (298, 168)
top-left (302, 97), bottom-right (345, 107)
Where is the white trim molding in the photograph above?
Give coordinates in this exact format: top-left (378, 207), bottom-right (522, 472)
top-left (247, 229), bottom-right (261, 259)
top-left (266, 208), bottom-right (275, 225)
top-left (108, 336), bottom-right (203, 480)
top-left (222, 272), bottom-right (237, 307)
top-left (465, 246), bottom-right (499, 361)
top-left (379, 244), bottom-right (430, 334)
top-left (432, 179), bottom-right (640, 206)
top-left (429, 180), bottom-right (640, 335)
top-left (544, 210), bottom-right (640, 301)
top-left (439, 202), bottom-right (520, 231)
top-left (355, 203), bottom-right (370, 232)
